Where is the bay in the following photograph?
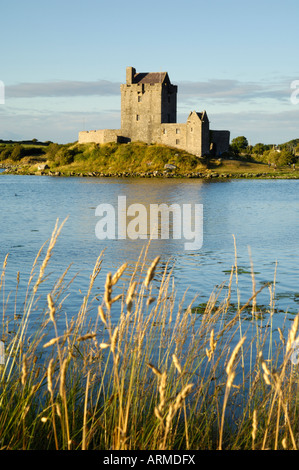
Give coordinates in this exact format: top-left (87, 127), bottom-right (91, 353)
top-left (0, 174), bottom-right (298, 334)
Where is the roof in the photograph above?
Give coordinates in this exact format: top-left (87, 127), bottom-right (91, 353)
top-left (133, 72), bottom-right (169, 85)
top-left (188, 110), bottom-right (209, 122)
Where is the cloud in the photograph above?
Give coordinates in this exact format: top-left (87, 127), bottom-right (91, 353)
top-left (6, 80), bottom-right (121, 98)
top-left (209, 108), bottom-right (299, 144)
top-left (1, 76), bottom-right (298, 144)
top-left (178, 78), bottom-right (292, 104)
top-left (5, 77), bottom-right (293, 104)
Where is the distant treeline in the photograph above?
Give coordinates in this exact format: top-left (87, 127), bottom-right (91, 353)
top-left (230, 136), bottom-right (299, 166)
top-left (0, 141), bottom-right (74, 164)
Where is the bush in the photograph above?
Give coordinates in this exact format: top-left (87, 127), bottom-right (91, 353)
top-left (10, 144), bottom-right (24, 162)
top-left (45, 143), bottom-right (62, 162)
top-left (50, 146), bottom-right (76, 166)
top-left (0, 145), bottom-right (13, 161)
top-left (265, 148), bottom-right (295, 167)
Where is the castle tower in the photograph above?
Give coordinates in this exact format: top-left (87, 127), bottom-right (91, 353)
top-left (120, 66), bottom-right (177, 143)
top-left (78, 66), bottom-right (230, 157)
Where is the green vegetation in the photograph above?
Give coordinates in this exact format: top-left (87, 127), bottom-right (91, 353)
top-left (0, 136), bottom-right (299, 178)
top-left (230, 136), bottom-right (298, 167)
top-left (0, 220), bottom-right (299, 450)
top-left (44, 141), bottom-right (204, 175)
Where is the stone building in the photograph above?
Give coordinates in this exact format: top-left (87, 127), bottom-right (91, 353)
top-left (78, 67), bottom-right (230, 157)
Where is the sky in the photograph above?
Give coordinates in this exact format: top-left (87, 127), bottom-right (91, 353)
top-left (0, 0), bottom-right (298, 145)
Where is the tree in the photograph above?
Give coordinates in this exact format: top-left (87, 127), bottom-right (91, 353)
top-left (230, 136), bottom-right (249, 154)
top-left (10, 144), bottom-right (24, 162)
top-left (252, 143), bottom-right (268, 155)
top-left (267, 148), bottom-right (295, 166)
top-left (279, 148), bottom-right (295, 166)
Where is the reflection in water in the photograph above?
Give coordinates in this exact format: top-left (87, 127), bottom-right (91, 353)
top-left (0, 175), bottom-right (298, 331)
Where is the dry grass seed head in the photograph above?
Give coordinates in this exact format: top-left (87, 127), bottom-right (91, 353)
top-left (252, 409), bottom-right (257, 444)
top-left (158, 371), bottom-right (167, 413)
top-left (111, 263), bottom-right (128, 286)
top-left (147, 363), bottom-right (162, 378)
top-left (144, 256), bottom-right (160, 288)
top-left (110, 327), bottom-right (119, 354)
top-left (47, 358), bottom-right (54, 395)
top-left (206, 329), bottom-right (217, 361)
top-left (126, 281), bottom-right (137, 312)
top-left (43, 337), bottom-right (62, 348)
top-left (98, 305), bottom-right (107, 325)
top-left (172, 354), bottom-right (182, 374)
top-left (47, 293), bottom-right (56, 323)
top-left (226, 336), bottom-right (246, 377)
top-left (104, 272), bottom-right (112, 309)
top-left (77, 332), bottom-right (97, 342)
top-left (59, 357), bottom-right (69, 398)
top-left (259, 352), bottom-right (271, 385)
top-left (21, 355), bottom-right (28, 386)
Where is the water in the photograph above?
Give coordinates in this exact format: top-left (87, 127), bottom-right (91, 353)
top-left (0, 174), bottom-right (298, 334)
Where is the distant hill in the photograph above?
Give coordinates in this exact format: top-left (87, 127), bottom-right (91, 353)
top-left (279, 138), bottom-right (299, 148)
top-left (0, 139), bottom-right (50, 146)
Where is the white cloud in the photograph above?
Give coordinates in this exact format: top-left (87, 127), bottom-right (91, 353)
top-left (5, 77), bottom-right (293, 105)
top-left (178, 77), bottom-right (292, 104)
top-left (6, 80), bottom-right (121, 98)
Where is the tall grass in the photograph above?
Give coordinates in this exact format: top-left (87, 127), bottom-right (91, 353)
top-left (0, 219), bottom-right (298, 450)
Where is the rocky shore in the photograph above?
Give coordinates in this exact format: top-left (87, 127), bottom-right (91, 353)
top-left (2, 165), bottom-right (298, 179)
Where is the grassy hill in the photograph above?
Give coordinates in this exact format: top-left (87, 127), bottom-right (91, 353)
top-left (0, 139), bottom-right (299, 179)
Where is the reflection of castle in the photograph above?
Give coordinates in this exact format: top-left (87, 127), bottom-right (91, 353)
top-left (79, 67), bottom-right (230, 157)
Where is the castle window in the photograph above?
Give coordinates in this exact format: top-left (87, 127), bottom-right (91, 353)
top-left (136, 115), bottom-right (140, 121)
top-left (138, 96), bottom-right (142, 102)
top-left (176, 139), bottom-right (180, 145)
top-left (176, 128), bottom-right (180, 134)
top-left (163, 128), bottom-right (167, 135)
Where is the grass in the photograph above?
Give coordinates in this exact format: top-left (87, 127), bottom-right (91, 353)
top-left (2, 140), bottom-right (299, 179)
top-left (0, 219), bottom-right (299, 450)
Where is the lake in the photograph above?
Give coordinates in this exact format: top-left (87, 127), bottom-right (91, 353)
top-left (0, 174), bottom-right (298, 335)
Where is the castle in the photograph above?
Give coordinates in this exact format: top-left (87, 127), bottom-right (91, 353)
top-left (78, 67), bottom-right (230, 157)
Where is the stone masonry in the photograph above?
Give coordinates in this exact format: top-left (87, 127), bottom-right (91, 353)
top-left (78, 67), bottom-right (230, 157)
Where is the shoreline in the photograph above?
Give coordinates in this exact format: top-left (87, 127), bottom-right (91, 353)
top-left (1, 140), bottom-right (298, 180)
top-left (1, 167), bottom-right (299, 180)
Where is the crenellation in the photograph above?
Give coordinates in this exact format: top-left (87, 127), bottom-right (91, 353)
top-left (78, 66), bottom-right (230, 157)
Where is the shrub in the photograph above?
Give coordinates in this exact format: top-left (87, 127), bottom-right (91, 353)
top-left (10, 144), bottom-right (24, 162)
top-left (0, 145), bottom-right (13, 161)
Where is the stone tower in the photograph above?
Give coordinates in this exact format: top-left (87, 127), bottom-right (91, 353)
top-left (120, 67), bottom-right (177, 143)
top-left (78, 66), bottom-right (230, 157)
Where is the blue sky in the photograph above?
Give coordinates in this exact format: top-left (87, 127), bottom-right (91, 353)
top-left (1, 0), bottom-right (298, 144)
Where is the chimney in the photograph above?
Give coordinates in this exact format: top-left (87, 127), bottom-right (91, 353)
top-left (126, 66), bottom-right (136, 85)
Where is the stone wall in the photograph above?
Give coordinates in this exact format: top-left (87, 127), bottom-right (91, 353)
top-left (159, 123), bottom-right (187, 151)
top-left (210, 130), bottom-right (231, 156)
top-left (78, 129), bottom-right (121, 144)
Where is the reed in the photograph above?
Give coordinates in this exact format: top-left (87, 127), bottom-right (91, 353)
top-left (0, 220), bottom-right (298, 450)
